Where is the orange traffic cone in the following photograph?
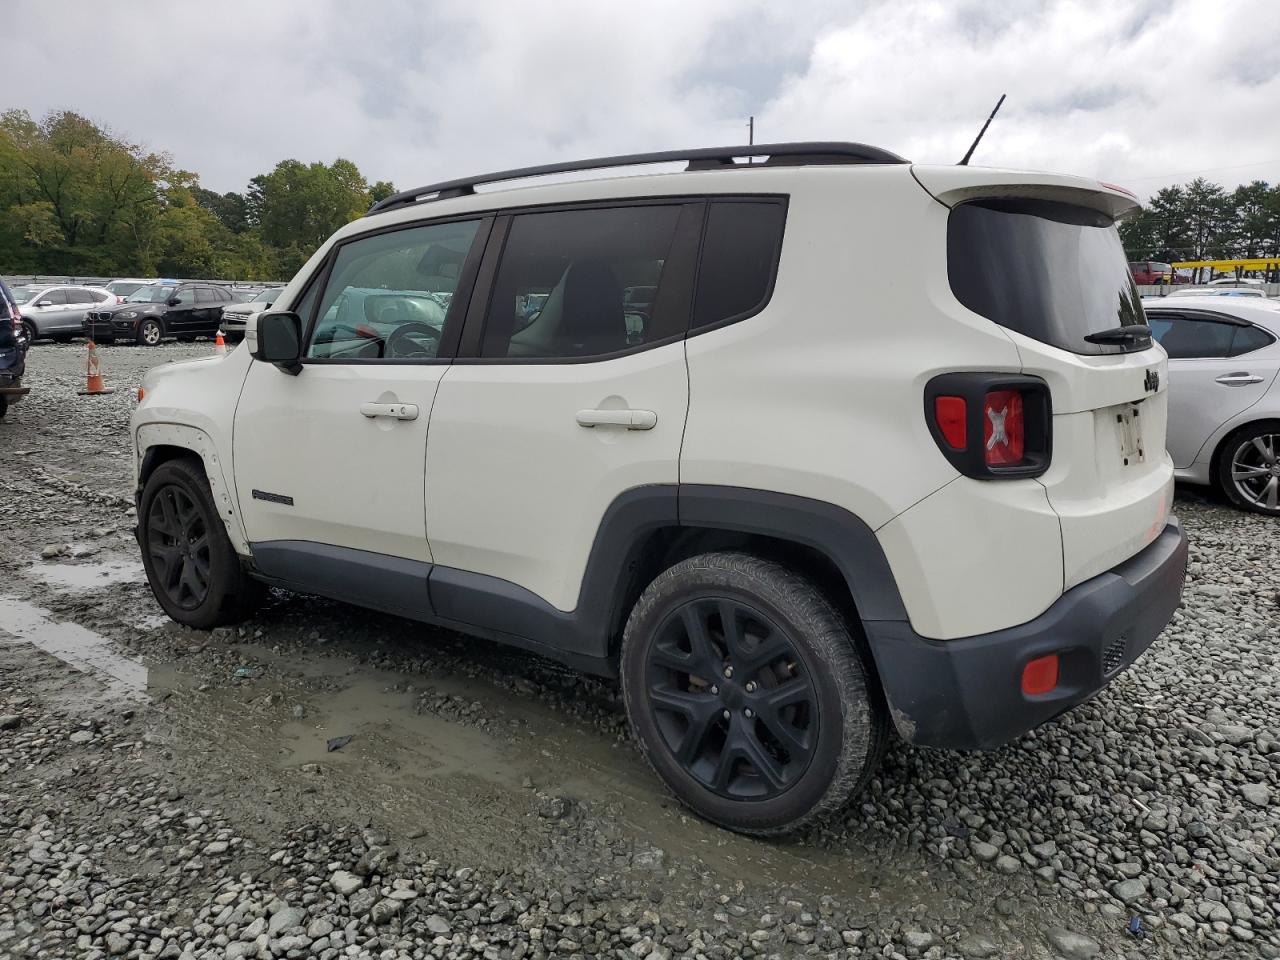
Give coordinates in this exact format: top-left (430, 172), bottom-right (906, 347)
top-left (214, 330), bottom-right (227, 355)
top-left (77, 340), bottom-right (116, 396)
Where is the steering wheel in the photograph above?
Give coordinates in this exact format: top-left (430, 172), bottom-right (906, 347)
top-left (385, 321), bottom-right (440, 358)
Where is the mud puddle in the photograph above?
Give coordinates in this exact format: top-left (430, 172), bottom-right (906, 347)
top-left (30, 556), bottom-right (145, 590)
top-left (0, 597), bottom-right (148, 700)
top-left (151, 640), bottom-right (926, 905)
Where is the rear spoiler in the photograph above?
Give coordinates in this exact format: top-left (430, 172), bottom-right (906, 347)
top-left (910, 164), bottom-right (1141, 221)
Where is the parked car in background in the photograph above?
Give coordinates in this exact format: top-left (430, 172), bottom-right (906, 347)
top-left (1129, 261), bottom-right (1182, 284)
top-left (83, 281), bottom-right (234, 345)
top-left (0, 278), bottom-right (29, 419)
top-left (1167, 286), bottom-right (1269, 299)
top-left (132, 143), bottom-right (1187, 835)
top-left (104, 278), bottom-right (156, 302)
top-left (11, 284), bottom-right (113, 342)
top-left (1208, 277), bottom-right (1265, 287)
top-left (218, 286), bottom-right (284, 342)
top-left (1143, 297), bottom-right (1280, 514)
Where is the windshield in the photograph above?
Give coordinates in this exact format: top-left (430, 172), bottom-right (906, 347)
top-left (126, 285), bottom-right (177, 303)
top-left (10, 287), bottom-right (41, 304)
top-left (107, 281), bottom-right (145, 295)
top-left (252, 287), bottom-right (283, 303)
top-left (949, 198), bottom-right (1146, 356)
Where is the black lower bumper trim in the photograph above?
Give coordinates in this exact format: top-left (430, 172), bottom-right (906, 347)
top-left (864, 519), bottom-right (1187, 750)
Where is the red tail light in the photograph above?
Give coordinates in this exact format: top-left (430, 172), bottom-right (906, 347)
top-left (925, 373), bottom-right (1051, 479)
top-left (983, 390), bottom-right (1024, 466)
top-left (934, 396), bottom-right (967, 449)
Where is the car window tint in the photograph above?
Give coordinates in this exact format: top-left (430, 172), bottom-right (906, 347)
top-left (481, 205), bottom-right (682, 359)
top-left (173, 287), bottom-right (196, 305)
top-left (91, 289), bottom-right (111, 302)
top-left (307, 219), bottom-right (481, 361)
top-left (39, 289), bottom-right (68, 305)
top-left (66, 288), bottom-right (94, 304)
top-left (1148, 314), bottom-right (1237, 359)
top-left (693, 200), bottom-right (786, 328)
top-left (1230, 324), bottom-right (1275, 356)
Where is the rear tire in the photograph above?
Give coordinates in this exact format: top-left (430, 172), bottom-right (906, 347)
top-left (21, 320), bottom-right (37, 344)
top-left (1215, 422), bottom-right (1280, 516)
top-left (620, 552), bottom-right (887, 836)
top-left (139, 458), bottom-right (265, 629)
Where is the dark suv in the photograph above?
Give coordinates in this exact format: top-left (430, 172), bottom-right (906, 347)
top-left (83, 281), bottom-right (234, 345)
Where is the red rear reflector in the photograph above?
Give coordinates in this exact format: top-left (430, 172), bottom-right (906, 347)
top-left (984, 390), bottom-right (1024, 466)
top-left (1022, 654), bottom-right (1059, 695)
top-left (934, 396), bottom-right (966, 449)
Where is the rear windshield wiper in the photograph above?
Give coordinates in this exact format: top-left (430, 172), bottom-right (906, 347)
top-left (1083, 324), bottom-right (1152, 347)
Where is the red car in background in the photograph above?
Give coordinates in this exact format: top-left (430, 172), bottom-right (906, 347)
top-left (1130, 261), bottom-right (1174, 284)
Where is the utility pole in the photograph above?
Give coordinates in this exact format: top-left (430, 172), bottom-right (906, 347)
top-left (747, 116), bottom-right (754, 163)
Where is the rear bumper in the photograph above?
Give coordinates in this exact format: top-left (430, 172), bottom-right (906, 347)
top-left (865, 518), bottom-right (1187, 749)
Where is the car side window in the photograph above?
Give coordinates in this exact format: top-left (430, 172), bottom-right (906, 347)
top-left (1147, 314), bottom-right (1237, 359)
top-left (480, 204), bottom-right (684, 360)
top-left (90, 289), bottom-right (111, 302)
top-left (692, 200), bottom-right (786, 329)
top-left (66, 288), bottom-right (95, 304)
top-left (1230, 324), bottom-right (1274, 356)
top-left (173, 287), bottom-right (197, 306)
top-left (39, 289), bottom-right (68, 306)
top-left (307, 219), bottom-right (481, 361)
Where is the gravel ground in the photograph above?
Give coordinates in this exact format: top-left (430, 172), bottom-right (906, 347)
top-left (0, 341), bottom-right (1276, 960)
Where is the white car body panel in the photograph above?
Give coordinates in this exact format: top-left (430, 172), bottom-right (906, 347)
top-left (426, 343), bottom-right (688, 612)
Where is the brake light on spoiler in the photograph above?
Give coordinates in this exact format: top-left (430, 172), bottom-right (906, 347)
top-left (926, 373), bottom-right (1051, 479)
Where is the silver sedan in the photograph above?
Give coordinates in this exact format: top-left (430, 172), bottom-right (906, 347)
top-left (1144, 297), bottom-right (1280, 514)
top-left (12, 284), bottom-right (114, 342)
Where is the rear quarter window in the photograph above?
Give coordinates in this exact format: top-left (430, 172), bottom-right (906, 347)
top-left (692, 199), bottom-right (786, 330)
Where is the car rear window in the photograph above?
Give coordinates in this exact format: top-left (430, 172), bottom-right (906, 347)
top-left (948, 198), bottom-right (1146, 355)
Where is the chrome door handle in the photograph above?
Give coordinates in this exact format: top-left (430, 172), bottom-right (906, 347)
top-left (360, 401), bottom-right (419, 420)
top-left (1215, 373), bottom-right (1264, 386)
top-left (576, 408), bottom-right (657, 430)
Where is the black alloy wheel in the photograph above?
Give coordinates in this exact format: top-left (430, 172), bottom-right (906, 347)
top-left (645, 596), bottom-right (819, 800)
top-left (145, 484), bottom-right (212, 610)
top-left (622, 552), bottom-right (887, 836)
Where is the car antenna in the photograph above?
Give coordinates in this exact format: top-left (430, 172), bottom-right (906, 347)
top-left (958, 94), bottom-right (1006, 166)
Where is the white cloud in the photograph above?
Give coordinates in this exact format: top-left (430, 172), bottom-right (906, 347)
top-left (5, 0), bottom-right (1278, 199)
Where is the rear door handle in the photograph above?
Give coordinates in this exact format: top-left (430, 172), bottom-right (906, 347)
top-left (360, 401), bottom-right (419, 420)
top-left (576, 408), bottom-right (657, 430)
top-left (1215, 373), bottom-right (1264, 386)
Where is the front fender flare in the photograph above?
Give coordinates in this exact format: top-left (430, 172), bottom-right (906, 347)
top-left (135, 422), bottom-right (249, 555)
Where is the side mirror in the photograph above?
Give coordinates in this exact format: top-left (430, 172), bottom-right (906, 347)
top-left (167, 297), bottom-right (182, 307)
top-left (252, 311), bottom-right (303, 375)
top-left (36, 300), bottom-right (52, 308)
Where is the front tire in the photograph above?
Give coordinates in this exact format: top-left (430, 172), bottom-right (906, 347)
top-left (621, 552), bottom-right (887, 836)
top-left (139, 458), bottom-right (265, 629)
top-left (137, 318), bottom-right (163, 346)
top-left (1216, 422), bottom-right (1280, 515)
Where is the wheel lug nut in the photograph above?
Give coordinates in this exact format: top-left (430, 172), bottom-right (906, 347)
top-left (745, 681), bottom-right (756, 692)
top-left (723, 666), bottom-right (733, 679)
top-left (710, 685), bottom-right (719, 695)
top-left (721, 709), bottom-right (731, 720)
top-left (744, 708), bottom-right (754, 718)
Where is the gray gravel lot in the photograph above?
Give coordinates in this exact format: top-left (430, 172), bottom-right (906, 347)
top-left (0, 341), bottom-right (1276, 959)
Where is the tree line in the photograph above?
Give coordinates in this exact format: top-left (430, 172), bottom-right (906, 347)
top-left (1119, 177), bottom-right (1280, 276)
top-left (0, 109), bottom-right (395, 281)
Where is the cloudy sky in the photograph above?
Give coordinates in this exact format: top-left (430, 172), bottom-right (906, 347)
top-left (7, 0), bottom-right (1279, 200)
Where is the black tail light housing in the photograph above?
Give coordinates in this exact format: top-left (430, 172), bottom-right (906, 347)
top-left (925, 372), bottom-right (1052, 479)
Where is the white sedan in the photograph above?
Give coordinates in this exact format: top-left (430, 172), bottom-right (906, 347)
top-left (1143, 297), bottom-right (1280, 514)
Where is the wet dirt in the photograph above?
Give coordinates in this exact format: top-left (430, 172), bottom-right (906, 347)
top-left (0, 343), bottom-right (1173, 957)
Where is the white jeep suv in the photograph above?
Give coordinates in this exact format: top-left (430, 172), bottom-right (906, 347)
top-left (131, 143), bottom-right (1188, 835)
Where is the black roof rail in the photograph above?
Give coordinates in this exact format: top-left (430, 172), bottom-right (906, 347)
top-left (366, 141), bottom-right (907, 216)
